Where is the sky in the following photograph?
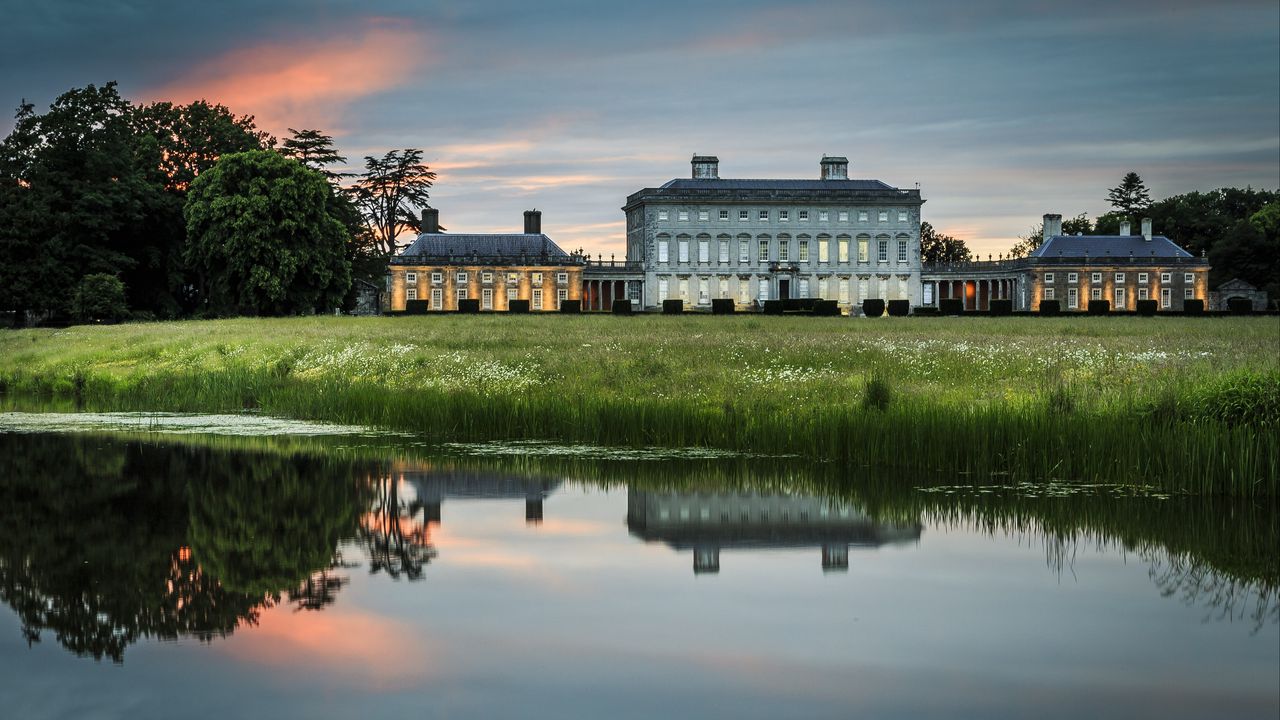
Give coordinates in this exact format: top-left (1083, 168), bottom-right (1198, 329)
top-left (1, 0), bottom-right (1277, 257)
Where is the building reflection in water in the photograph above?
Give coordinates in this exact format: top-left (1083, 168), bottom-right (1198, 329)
top-left (627, 488), bottom-right (922, 574)
top-left (400, 466), bottom-right (563, 526)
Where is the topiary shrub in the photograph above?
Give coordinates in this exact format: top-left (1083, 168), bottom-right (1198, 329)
top-left (1087, 299), bottom-right (1110, 315)
top-left (887, 300), bottom-right (910, 316)
top-left (862, 299), bottom-right (886, 317)
top-left (812, 299), bottom-right (840, 316)
top-left (1226, 297), bottom-right (1251, 315)
top-left (559, 299), bottom-right (581, 314)
top-left (1183, 299), bottom-right (1204, 316)
top-left (939, 298), bottom-right (964, 316)
top-left (72, 273), bottom-right (128, 323)
top-left (1136, 299), bottom-right (1158, 316)
top-left (988, 299), bottom-right (1012, 316)
top-left (913, 306), bottom-right (940, 316)
top-left (662, 299), bottom-right (683, 314)
top-left (762, 300), bottom-right (784, 315)
top-left (1038, 300), bottom-right (1061, 316)
top-left (457, 299), bottom-right (480, 313)
top-left (612, 299), bottom-right (632, 315)
top-left (507, 299), bottom-right (530, 313)
top-left (711, 298), bottom-right (734, 314)
top-left (405, 299), bottom-right (429, 315)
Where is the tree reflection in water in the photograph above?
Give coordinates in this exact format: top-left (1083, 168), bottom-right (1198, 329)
top-left (358, 470), bottom-right (437, 581)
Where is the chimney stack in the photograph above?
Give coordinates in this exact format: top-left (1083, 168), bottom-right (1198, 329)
top-left (524, 210), bottom-right (542, 234)
top-left (691, 154), bottom-right (719, 179)
top-left (421, 207), bottom-right (439, 234)
top-left (1042, 213), bottom-right (1063, 240)
top-left (820, 155), bottom-right (849, 180)
top-left (1120, 220), bottom-right (1130, 236)
top-left (1141, 217), bottom-right (1152, 242)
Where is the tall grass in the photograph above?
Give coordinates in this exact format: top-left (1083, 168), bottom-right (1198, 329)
top-left (2, 315), bottom-right (1277, 495)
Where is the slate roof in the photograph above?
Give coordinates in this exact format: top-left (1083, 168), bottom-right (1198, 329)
top-left (658, 178), bottom-right (895, 191)
top-left (1032, 234), bottom-right (1194, 259)
top-left (393, 232), bottom-right (571, 263)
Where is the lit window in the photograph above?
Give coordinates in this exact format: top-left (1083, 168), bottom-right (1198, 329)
top-left (858, 211), bottom-right (869, 222)
top-left (759, 210), bottom-right (769, 221)
top-left (838, 211), bottom-right (849, 222)
top-left (406, 288), bottom-right (418, 300)
top-left (1045, 272), bottom-right (1055, 283)
top-left (532, 272), bottom-right (543, 284)
top-left (658, 210), bottom-right (668, 221)
top-left (406, 272), bottom-right (417, 284)
top-left (779, 210), bottom-right (789, 221)
top-left (837, 236), bottom-right (849, 263)
top-left (819, 236), bottom-right (830, 263)
top-left (719, 209), bottom-right (729, 221)
top-left (798, 210), bottom-right (809, 221)
top-left (739, 209), bottom-right (749, 221)
top-left (507, 272), bottom-right (518, 285)
top-left (698, 210), bottom-right (709, 221)
top-left (857, 236), bottom-right (869, 263)
top-left (818, 210), bottom-right (829, 222)
top-left (678, 210), bottom-right (689, 222)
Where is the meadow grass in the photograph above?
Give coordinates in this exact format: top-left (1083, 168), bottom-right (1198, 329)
top-left (1, 314), bottom-right (1277, 494)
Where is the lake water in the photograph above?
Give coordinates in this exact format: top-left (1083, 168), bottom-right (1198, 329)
top-left (0, 416), bottom-right (1276, 719)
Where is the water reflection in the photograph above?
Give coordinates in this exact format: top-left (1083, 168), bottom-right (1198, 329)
top-left (627, 488), bottom-right (921, 574)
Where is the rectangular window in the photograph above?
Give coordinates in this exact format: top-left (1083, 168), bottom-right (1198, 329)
top-left (878, 211), bottom-right (888, 222)
top-left (456, 287), bottom-right (468, 302)
top-left (818, 277), bottom-right (828, 298)
top-left (1184, 273), bottom-right (1194, 284)
top-left (658, 278), bottom-right (669, 301)
top-left (1092, 287), bottom-right (1102, 300)
top-left (738, 280), bottom-right (749, 305)
top-left (738, 240), bottom-right (749, 264)
top-left (430, 288), bottom-right (442, 310)
top-left (898, 211), bottom-right (908, 222)
top-left (1068, 272), bottom-right (1077, 283)
top-left (839, 278), bottom-right (850, 304)
top-left (838, 211), bottom-right (849, 222)
top-left (1068, 287), bottom-right (1078, 309)
top-left (798, 240), bottom-right (809, 262)
top-left (1045, 288), bottom-right (1055, 300)
top-left (858, 211), bottom-right (869, 222)
top-left (839, 238), bottom-right (850, 263)
top-left (698, 210), bottom-right (709, 221)
top-left (658, 239), bottom-right (669, 263)
top-left (456, 271), bottom-right (468, 284)
top-left (778, 241), bottom-right (789, 262)
top-left (1161, 288), bottom-right (1170, 307)
top-left (798, 210), bottom-right (809, 221)
top-left (759, 210), bottom-right (769, 221)
top-left (1115, 288), bottom-right (1125, 308)
top-left (432, 272), bottom-right (442, 285)
top-left (678, 238), bottom-right (689, 263)
top-left (1184, 287), bottom-right (1194, 299)
top-left (1092, 272), bottom-right (1102, 283)
top-left (508, 272), bottom-right (518, 285)
top-left (406, 287), bottom-right (418, 301)
top-left (698, 238), bottom-right (709, 263)
top-left (798, 278), bottom-right (809, 298)
top-left (739, 209), bottom-right (749, 221)
top-left (719, 209), bottom-right (729, 221)
top-left (557, 272), bottom-right (568, 284)
top-left (507, 287), bottom-right (518, 301)
top-left (1138, 287), bottom-right (1149, 300)
top-left (758, 278), bottom-right (769, 301)
top-left (877, 240), bottom-right (888, 262)
top-left (897, 241), bottom-right (907, 263)
top-left (482, 271), bottom-right (493, 283)
top-left (482, 288), bottom-right (493, 310)
top-left (858, 237), bottom-right (869, 263)
top-left (1138, 272), bottom-right (1148, 284)
top-left (658, 210), bottom-right (669, 221)
top-left (406, 272), bottom-right (417, 284)
top-left (532, 272), bottom-right (543, 284)
top-left (678, 210), bottom-right (689, 222)
top-left (679, 278), bottom-right (689, 302)
top-left (759, 240), bottom-right (769, 262)
top-left (779, 210), bottom-right (789, 221)
top-left (532, 288), bottom-right (544, 310)
top-left (698, 277), bottom-right (709, 304)
top-left (1161, 272), bottom-right (1171, 283)
top-left (819, 239), bottom-right (830, 263)
top-left (1045, 272), bottom-right (1055, 283)
top-left (718, 240), bottom-right (729, 264)
top-left (818, 210), bottom-right (829, 222)
top-left (557, 288), bottom-right (568, 307)
top-left (1115, 272), bottom-right (1125, 283)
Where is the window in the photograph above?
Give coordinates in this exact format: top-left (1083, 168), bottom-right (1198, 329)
top-left (818, 277), bottom-right (828, 298)
top-left (898, 211), bottom-right (908, 222)
top-left (897, 241), bottom-right (907, 263)
top-left (738, 237), bottom-right (750, 263)
top-left (838, 211), bottom-right (849, 222)
top-left (430, 288), bottom-right (442, 310)
top-left (406, 272), bottom-right (417, 284)
top-left (818, 236), bottom-right (830, 263)
top-left (877, 238), bottom-right (889, 262)
top-left (658, 210), bottom-right (669, 221)
top-left (678, 237), bottom-right (689, 263)
top-left (1091, 272), bottom-right (1102, 283)
top-left (482, 288), bottom-right (493, 310)
top-left (798, 210), bottom-right (809, 221)
top-left (759, 210), bottom-right (769, 221)
top-left (432, 272), bottom-right (442, 284)
top-left (456, 286), bottom-right (468, 302)
top-left (1115, 272), bottom-right (1125, 283)
top-left (698, 237), bottom-right (710, 263)
top-left (1138, 272), bottom-right (1148, 284)
top-left (507, 272), bottom-right (518, 285)
top-left (1045, 288), bottom-right (1055, 301)
top-left (838, 236), bottom-right (849, 263)
top-left (758, 278), bottom-right (769, 300)
top-left (1115, 287), bottom-right (1125, 308)
top-left (1092, 287), bottom-right (1102, 300)
top-left (839, 278), bottom-right (851, 304)
top-left (738, 279), bottom-right (749, 305)
top-left (456, 271), bottom-right (468, 284)
top-left (778, 240), bottom-right (789, 262)
top-left (758, 239), bottom-right (769, 262)
top-left (718, 276), bottom-right (730, 299)
top-left (739, 209), bottom-right (749, 221)
top-left (658, 277), bottom-right (669, 301)
top-left (1068, 272), bottom-right (1077, 283)
top-left (1184, 273), bottom-right (1194, 284)
top-left (507, 287), bottom-right (518, 301)
top-left (1161, 287), bottom-right (1171, 308)
top-left (1045, 272), bottom-right (1055, 283)
top-left (1138, 287), bottom-right (1149, 300)
top-left (678, 210), bottom-right (689, 222)
top-left (532, 288), bottom-right (544, 310)
top-left (718, 237), bottom-right (730, 264)
top-left (797, 278), bottom-right (809, 298)
top-left (1068, 287), bottom-right (1078, 309)
top-left (482, 271), bottom-right (493, 284)
top-left (818, 210), bottom-right (829, 222)
top-left (1161, 272), bottom-right (1171, 284)
top-left (658, 238), bottom-right (669, 263)
top-left (779, 210), bottom-right (789, 222)
top-left (406, 287), bottom-right (418, 301)
top-left (698, 277), bottom-right (710, 304)
top-left (532, 272), bottom-right (543, 284)
top-left (557, 272), bottom-right (568, 284)
top-left (858, 235), bottom-right (869, 263)
top-left (858, 211), bottom-right (869, 222)
top-left (798, 239), bottom-right (809, 262)
top-left (1184, 287), bottom-right (1194, 299)
top-left (679, 278), bottom-right (689, 301)
top-left (698, 210), bottom-right (709, 221)
top-left (878, 211), bottom-right (888, 222)
top-left (719, 209), bottom-right (729, 221)
top-left (557, 288), bottom-right (568, 307)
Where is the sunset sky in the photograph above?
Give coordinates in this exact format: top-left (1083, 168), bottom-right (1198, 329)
top-left (2, 0), bottom-right (1277, 256)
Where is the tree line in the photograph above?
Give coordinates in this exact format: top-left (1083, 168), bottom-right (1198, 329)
top-left (0, 82), bottom-right (436, 323)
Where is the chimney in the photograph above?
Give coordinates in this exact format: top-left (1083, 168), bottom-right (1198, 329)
top-left (523, 209), bottom-right (542, 234)
top-left (1120, 220), bottom-right (1131, 236)
top-left (820, 155), bottom-right (849, 180)
top-left (691, 154), bottom-right (719, 179)
top-left (1141, 217), bottom-right (1152, 242)
top-left (1042, 213), bottom-right (1062, 240)
top-left (421, 207), bottom-right (439, 234)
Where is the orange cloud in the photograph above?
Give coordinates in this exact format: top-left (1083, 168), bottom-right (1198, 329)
top-left (142, 19), bottom-right (428, 137)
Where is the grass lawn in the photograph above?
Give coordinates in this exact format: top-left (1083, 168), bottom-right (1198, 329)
top-left (2, 314), bottom-right (1277, 494)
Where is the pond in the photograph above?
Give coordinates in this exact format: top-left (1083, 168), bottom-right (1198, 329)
top-left (0, 414), bottom-right (1276, 719)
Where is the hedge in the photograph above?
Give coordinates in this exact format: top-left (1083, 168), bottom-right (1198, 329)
top-left (887, 299), bottom-right (910, 317)
top-left (862, 299), bottom-right (886, 317)
top-left (457, 299), bottom-right (480, 313)
top-left (662, 299), bottom-right (683, 314)
top-left (1183, 299), bottom-right (1204, 316)
top-left (507, 299), bottom-right (530, 313)
top-left (559, 299), bottom-right (582, 314)
top-left (988, 299), bottom-right (1012, 316)
top-left (711, 298), bottom-right (735, 314)
top-left (611, 299), bottom-right (632, 315)
top-left (939, 298), bottom-right (964, 316)
top-left (1087, 299), bottom-right (1111, 315)
top-left (1038, 300), bottom-right (1061, 316)
top-left (405, 300), bottom-right (429, 315)
top-left (812, 299), bottom-right (840, 316)
top-left (1136, 299), bottom-right (1158, 316)
top-left (762, 300), bottom-right (784, 315)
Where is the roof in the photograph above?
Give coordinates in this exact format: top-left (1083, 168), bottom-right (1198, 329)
top-left (1032, 234), bottom-right (1194, 259)
top-left (1217, 278), bottom-right (1258, 291)
top-left (394, 232), bottom-right (571, 262)
top-left (659, 178), bottom-right (894, 191)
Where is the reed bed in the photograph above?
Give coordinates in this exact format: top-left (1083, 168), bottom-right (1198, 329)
top-left (2, 314), bottom-right (1276, 495)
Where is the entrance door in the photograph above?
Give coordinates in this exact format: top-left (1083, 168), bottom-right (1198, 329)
top-left (779, 278), bottom-right (791, 301)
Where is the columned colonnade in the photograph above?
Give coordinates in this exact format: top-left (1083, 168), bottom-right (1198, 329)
top-left (582, 279), bottom-right (634, 310)
top-left (929, 278), bottom-right (1018, 311)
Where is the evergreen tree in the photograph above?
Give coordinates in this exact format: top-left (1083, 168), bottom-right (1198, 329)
top-left (351, 149), bottom-right (436, 258)
top-left (279, 128), bottom-right (348, 183)
top-left (1106, 172), bottom-right (1153, 216)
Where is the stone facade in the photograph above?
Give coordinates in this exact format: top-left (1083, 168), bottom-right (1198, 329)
top-left (1209, 278), bottom-right (1269, 311)
top-left (622, 155), bottom-right (924, 311)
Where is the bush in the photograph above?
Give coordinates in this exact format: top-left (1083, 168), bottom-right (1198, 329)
top-left (761, 300), bottom-right (784, 315)
top-left (887, 299), bottom-right (910, 317)
top-left (812, 299), bottom-right (840, 316)
top-left (862, 299), bottom-right (886, 317)
top-left (72, 273), bottom-right (128, 323)
top-left (507, 299), bottom-right (530, 313)
top-left (662, 299), bottom-right (683, 314)
top-left (988, 299), bottom-right (1012, 316)
top-left (862, 374), bottom-right (892, 411)
top-left (784, 298), bottom-right (817, 312)
top-left (939, 298), bottom-right (964, 316)
top-left (1038, 300), bottom-right (1061, 316)
top-left (1087, 299), bottom-right (1110, 315)
top-left (913, 306), bottom-right (940, 316)
top-left (457, 299), bottom-right (480, 313)
top-left (1226, 297), bottom-right (1253, 314)
top-left (711, 298), bottom-right (734, 315)
top-left (405, 299), bottom-right (429, 315)
top-left (559, 299), bottom-right (581, 314)
top-left (1183, 299), bottom-right (1204, 315)
top-left (1136, 299), bottom-right (1158, 316)
top-left (611, 299), bottom-right (632, 315)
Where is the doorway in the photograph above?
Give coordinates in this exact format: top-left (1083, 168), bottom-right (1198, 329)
top-left (779, 278), bottom-right (791, 301)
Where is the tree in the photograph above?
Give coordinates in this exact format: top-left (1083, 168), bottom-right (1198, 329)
top-left (920, 221), bottom-right (973, 264)
top-left (279, 128), bottom-right (348, 183)
top-left (71, 273), bottom-right (128, 322)
top-left (350, 149), bottom-right (436, 258)
top-left (1106, 171), bottom-right (1153, 217)
top-left (1008, 213), bottom-right (1093, 258)
top-left (183, 150), bottom-right (351, 315)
